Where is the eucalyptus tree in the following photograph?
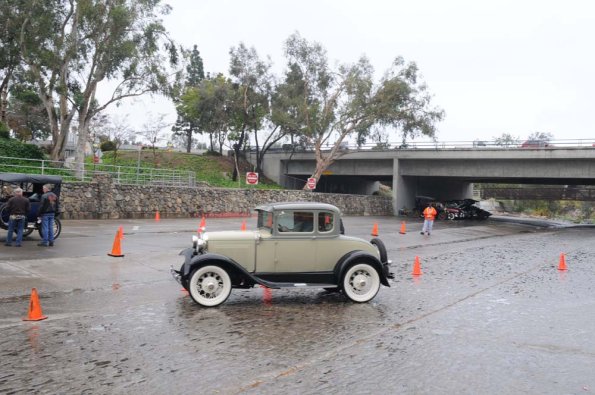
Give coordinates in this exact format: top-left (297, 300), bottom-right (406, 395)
top-left (280, 32), bottom-right (444, 188)
top-left (0, 0), bottom-right (25, 124)
top-left (16, 0), bottom-right (179, 166)
top-left (177, 73), bottom-right (236, 155)
top-left (6, 85), bottom-right (50, 141)
top-left (228, 43), bottom-right (272, 181)
top-left (172, 45), bottom-right (205, 153)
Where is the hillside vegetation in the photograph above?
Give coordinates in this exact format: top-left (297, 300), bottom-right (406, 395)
top-left (98, 150), bottom-right (281, 189)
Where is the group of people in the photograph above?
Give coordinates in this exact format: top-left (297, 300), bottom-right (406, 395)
top-left (3, 184), bottom-right (58, 247)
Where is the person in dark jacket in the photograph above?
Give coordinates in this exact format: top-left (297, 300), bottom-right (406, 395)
top-left (4, 188), bottom-right (30, 247)
top-left (37, 184), bottom-right (58, 247)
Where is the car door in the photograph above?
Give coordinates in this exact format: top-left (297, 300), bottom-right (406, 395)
top-left (273, 210), bottom-right (317, 273)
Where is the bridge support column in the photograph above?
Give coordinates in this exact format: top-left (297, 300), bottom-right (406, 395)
top-left (393, 159), bottom-right (417, 215)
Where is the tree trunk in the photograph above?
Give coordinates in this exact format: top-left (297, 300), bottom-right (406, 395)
top-left (186, 130), bottom-right (192, 153)
top-left (74, 117), bottom-right (89, 179)
top-left (0, 70), bottom-right (12, 124)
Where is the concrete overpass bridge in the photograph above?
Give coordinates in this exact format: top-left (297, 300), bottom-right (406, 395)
top-left (246, 145), bottom-right (595, 214)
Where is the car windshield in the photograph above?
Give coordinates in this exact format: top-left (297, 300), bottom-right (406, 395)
top-left (257, 210), bottom-right (273, 232)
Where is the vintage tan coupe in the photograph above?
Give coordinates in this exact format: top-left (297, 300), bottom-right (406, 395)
top-left (172, 202), bottom-right (392, 307)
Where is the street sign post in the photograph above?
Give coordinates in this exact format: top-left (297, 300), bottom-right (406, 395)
top-left (246, 172), bottom-right (259, 185)
top-left (306, 177), bottom-right (317, 190)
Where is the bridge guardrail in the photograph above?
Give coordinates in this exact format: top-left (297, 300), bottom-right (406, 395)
top-left (249, 138), bottom-right (595, 152)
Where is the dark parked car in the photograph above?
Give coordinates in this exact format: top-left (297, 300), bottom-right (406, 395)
top-left (0, 173), bottom-right (62, 239)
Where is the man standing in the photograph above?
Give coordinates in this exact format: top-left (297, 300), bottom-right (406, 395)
top-left (4, 188), bottom-right (30, 247)
top-left (421, 203), bottom-right (437, 236)
top-left (37, 184), bottom-right (58, 247)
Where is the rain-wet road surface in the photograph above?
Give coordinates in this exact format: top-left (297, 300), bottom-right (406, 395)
top-left (1, 216), bottom-right (594, 394)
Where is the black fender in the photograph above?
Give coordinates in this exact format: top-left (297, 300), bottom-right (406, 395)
top-left (180, 250), bottom-right (276, 289)
top-left (334, 250), bottom-right (390, 287)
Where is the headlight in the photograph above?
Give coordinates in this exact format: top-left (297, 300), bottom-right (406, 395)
top-left (192, 235), bottom-right (207, 253)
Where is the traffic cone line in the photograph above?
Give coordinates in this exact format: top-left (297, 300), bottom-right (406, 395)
top-left (22, 288), bottom-right (48, 321)
top-left (412, 256), bottom-right (422, 276)
top-left (108, 230), bottom-right (124, 257)
top-left (371, 223), bottom-right (379, 237)
top-left (558, 253), bottom-right (567, 271)
top-left (399, 221), bottom-right (407, 234)
top-left (155, 211), bottom-right (160, 221)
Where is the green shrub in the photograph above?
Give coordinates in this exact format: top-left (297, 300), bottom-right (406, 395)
top-left (0, 138), bottom-right (44, 159)
top-left (0, 122), bottom-right (9, 139)
top-left (100, 140), bottom-right (116, 151)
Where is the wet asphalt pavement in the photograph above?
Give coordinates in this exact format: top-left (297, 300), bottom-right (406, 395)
top-left (1, 216), bottom-right (594, 394)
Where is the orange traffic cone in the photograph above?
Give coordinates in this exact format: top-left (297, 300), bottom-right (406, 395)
top-left (241, 219), bottom-right (247, 231)
top-left (198, 216), bottom-right (206, 233)
top-left (117, 226), bottom-right (124, 240)
top-left (399, 221), bottom-right (407, 234)
top-left (22, 288), bottom-right (48, 321)
top-left (558, 253), bottom-right (567, 271)
top-left (155, 211), bottom-right (160, 221)
top-left (412, 256), bottom-right (422, 276)
top-left (371, 223), bottom-right (379, 237)
top-left (108, 230), bottom-right (124, 257)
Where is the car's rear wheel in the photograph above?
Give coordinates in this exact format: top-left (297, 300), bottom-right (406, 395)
top-left (188, 265), bottom-right (232, 307)
top-left (38, 218), bottom-right (62, 240)
top-left (1, 205), bottom-right (35, 236)
top-left (342, 263), bottom-right (380, 303)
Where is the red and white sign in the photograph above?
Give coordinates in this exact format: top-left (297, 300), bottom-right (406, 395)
top-left (306, 177), bottom-right (317, 190)
top-left (246, 172), bottom-right (259, 185)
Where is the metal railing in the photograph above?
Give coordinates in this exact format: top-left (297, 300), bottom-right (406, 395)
top-left (0, 156), bottom-right (196, 186)
top-left (251, 138), bottom-right (595, 152)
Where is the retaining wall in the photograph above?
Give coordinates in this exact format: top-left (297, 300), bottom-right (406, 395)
top-left (60, 173), bottom-right (393, 219)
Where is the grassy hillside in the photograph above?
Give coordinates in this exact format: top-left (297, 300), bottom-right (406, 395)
top-left (98, 149), bottom-right (281, 189)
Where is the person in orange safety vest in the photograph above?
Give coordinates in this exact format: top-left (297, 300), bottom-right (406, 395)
top-left (421, 203), bottom-right (437, 236)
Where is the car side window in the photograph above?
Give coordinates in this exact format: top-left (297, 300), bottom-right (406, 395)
top-left (318, 212), bottom-right (334, 233)
top-left (278, 211), bottom-right (314, 233)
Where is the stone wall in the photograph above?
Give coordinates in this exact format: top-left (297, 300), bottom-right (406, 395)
top-left (60, 173), bottom-right (393, 219)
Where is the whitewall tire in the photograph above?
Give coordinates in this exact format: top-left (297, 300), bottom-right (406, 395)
top-left (342, 263), bottom-right (380, 303)
top-left (188, 265), bottom-right (232, 307)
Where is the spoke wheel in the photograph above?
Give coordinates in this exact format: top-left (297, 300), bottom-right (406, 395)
top-left (188, 265), bottom-right (232, 307)
top-left (342, 263), bottom-right (380, 303)
top-left (38, 218), bottom-right (62, 240)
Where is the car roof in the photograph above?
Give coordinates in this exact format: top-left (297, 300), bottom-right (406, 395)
top-left (255, 201), bottom-right (341, 213)
top-left (0, 173), bottom-right (63, 185)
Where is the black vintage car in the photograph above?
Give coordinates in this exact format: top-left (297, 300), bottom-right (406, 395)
top-left (0, 173), bottom-right (62, 239)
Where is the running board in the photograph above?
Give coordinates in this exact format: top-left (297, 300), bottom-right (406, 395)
top-left (256, 279), bottom-right (337, 289)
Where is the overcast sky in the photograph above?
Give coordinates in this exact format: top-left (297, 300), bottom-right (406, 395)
top-left (104, 0), bottom-right (595, 144)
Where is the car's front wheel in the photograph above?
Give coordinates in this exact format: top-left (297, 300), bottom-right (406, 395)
top-left (188, 265), bottom-right (232, 307)
top-left (342, 263), bottom-right (380, 303)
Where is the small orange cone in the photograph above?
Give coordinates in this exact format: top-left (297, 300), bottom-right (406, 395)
top-left (22, 288), bottom-right (48, 321)
top-left (155, 211), bottom-right (160, 221)
top-left (241, 219), bottom-right (247, 231)
top-left (108, 230), bottom-right (124, 257)
top-left (558, 253), bottom-right (567, 271)
top-left (399, 221), bottom-right (407, 234)
top-left (198, 216), bottom-right (206, 233)
top-left (412, 256), bottom-right (422, 276)
top-left (117, 226), bottom-right (124, 240)
top-left (371, 223), bottom-right (379, 237)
